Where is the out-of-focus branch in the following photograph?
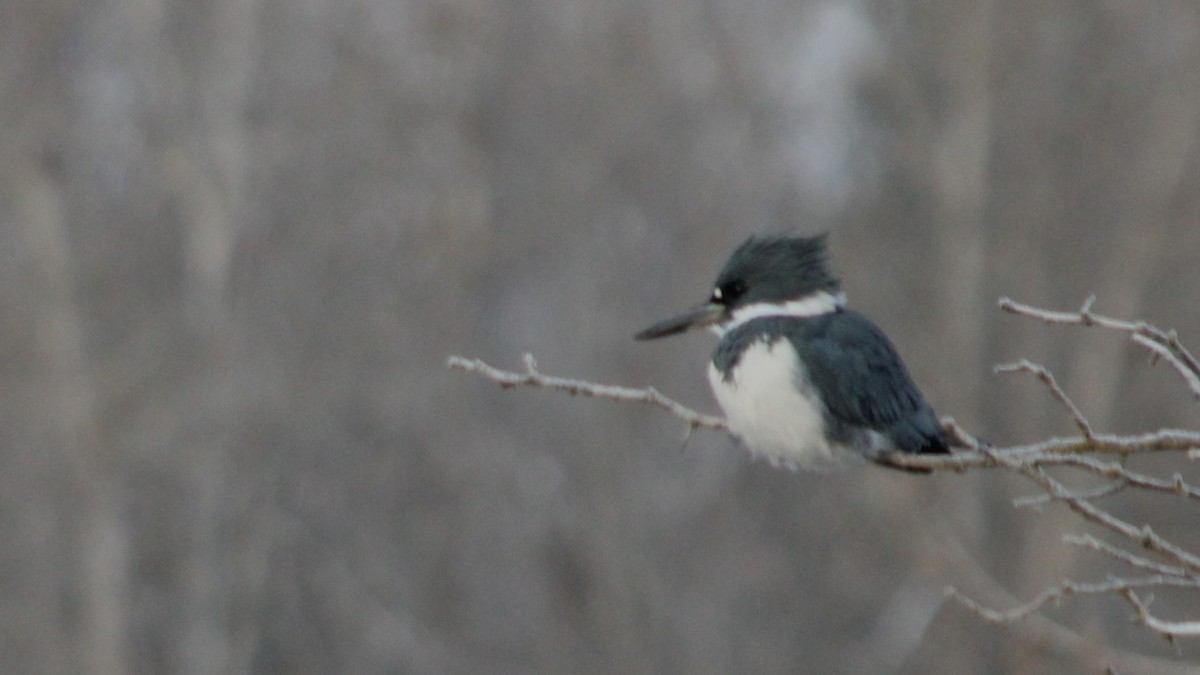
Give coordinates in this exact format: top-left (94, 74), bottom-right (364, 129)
top-left (449, 296), bottom-right (1200, 641)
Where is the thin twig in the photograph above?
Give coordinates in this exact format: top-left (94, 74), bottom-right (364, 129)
top-left (1010, 455), bottom-right (1200, 501)
top-left (1119, 589), bottom-right (1200, 639)
top-left (995, 359), bottom-right (1095, 439)
top-left (1013, 480), bottom-right (1126, 508)
top-left (446, 354), bottom-right (729, 432)
top-left (948, 575), bottom-right (1200, 624)
top-left (941, 417), bottom-right (984, 449)
top-left (1063, 534), bottom-right (1194, 579)
top-left (1008, 461), bottom-right (1200, 574)
top-left (1000, 296), bottom-right (1200, 399)
top-left (882, 429), bottom-right (1200, 472)
top-left (1131, 334), bottom-right (1200, 398)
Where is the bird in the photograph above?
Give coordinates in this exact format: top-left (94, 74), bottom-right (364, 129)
top-left (635, 233), bottom-right (948, 471)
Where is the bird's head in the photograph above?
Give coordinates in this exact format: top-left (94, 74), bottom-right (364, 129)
top-left (635, 233), bottom-right (843, 340)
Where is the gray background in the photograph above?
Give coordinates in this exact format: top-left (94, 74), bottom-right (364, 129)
top-left (3, 0), bottom-right (1200, 672)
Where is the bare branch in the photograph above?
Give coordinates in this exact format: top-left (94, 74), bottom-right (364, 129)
top-left (1011, 455), bottom-right (1200, 502)
top-left (995, 359), bottom-right (1095, 439)
top-left (949, 575), bottom-right (1200, 624)
top-left (1006, 459), bottom-right (1200, 574)
top-left (1000, 296), bottom-right (1200, 399)
top-left (450, 298), bottom-right (1200, 641)
top-left (450, 355), bottom-right (1200, 473)
top-left (1120, 589), bottom-right (1200, 639)
top-left (1131, 333), bottom-right (1200, 398)
top-left (1063, 534), bottom-right (1194, 579)
top-left (941, 417), bottom-right (984, 449)
top-left (446, 354), bottom-right (728, 432)
top-left (880, 428), bottom-right (1200, 473)
top-left (1013, 480), bottom-right (1125, 508)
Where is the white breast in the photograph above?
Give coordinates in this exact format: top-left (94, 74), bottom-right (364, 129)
top-left (707, 338), bottom-right (859, 470)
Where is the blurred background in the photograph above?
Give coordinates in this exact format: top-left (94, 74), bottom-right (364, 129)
top-left (3, 0), bottom-right (1200, 672)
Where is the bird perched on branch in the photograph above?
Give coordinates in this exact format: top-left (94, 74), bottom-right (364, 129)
top-left (636, 234), bottom-right (948, 471)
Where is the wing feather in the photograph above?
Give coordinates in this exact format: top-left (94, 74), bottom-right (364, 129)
top-left (788, 312), bottom-right (946, 454)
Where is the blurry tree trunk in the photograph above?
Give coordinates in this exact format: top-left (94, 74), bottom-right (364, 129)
top-left (17, 162), bottom-right (129, 675)
top-left (1064, 73), bottom-right (1200, 425)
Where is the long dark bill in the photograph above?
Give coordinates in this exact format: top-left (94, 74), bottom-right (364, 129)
top-left (634, 303), bottom-right (724, 340)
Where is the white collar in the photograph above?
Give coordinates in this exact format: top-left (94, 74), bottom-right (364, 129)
top-left (711, 290), bottom-right (845, 336)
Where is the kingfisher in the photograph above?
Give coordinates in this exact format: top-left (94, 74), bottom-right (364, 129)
top-left (635, 234), bottom-right (948, 470)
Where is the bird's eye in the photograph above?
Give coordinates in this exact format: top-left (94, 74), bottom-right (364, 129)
top-left (714, 280), bottom-right (746, 304)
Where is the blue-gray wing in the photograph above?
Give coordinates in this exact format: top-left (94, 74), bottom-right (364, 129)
top-left (789, 311), bottom-right (947, 454)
